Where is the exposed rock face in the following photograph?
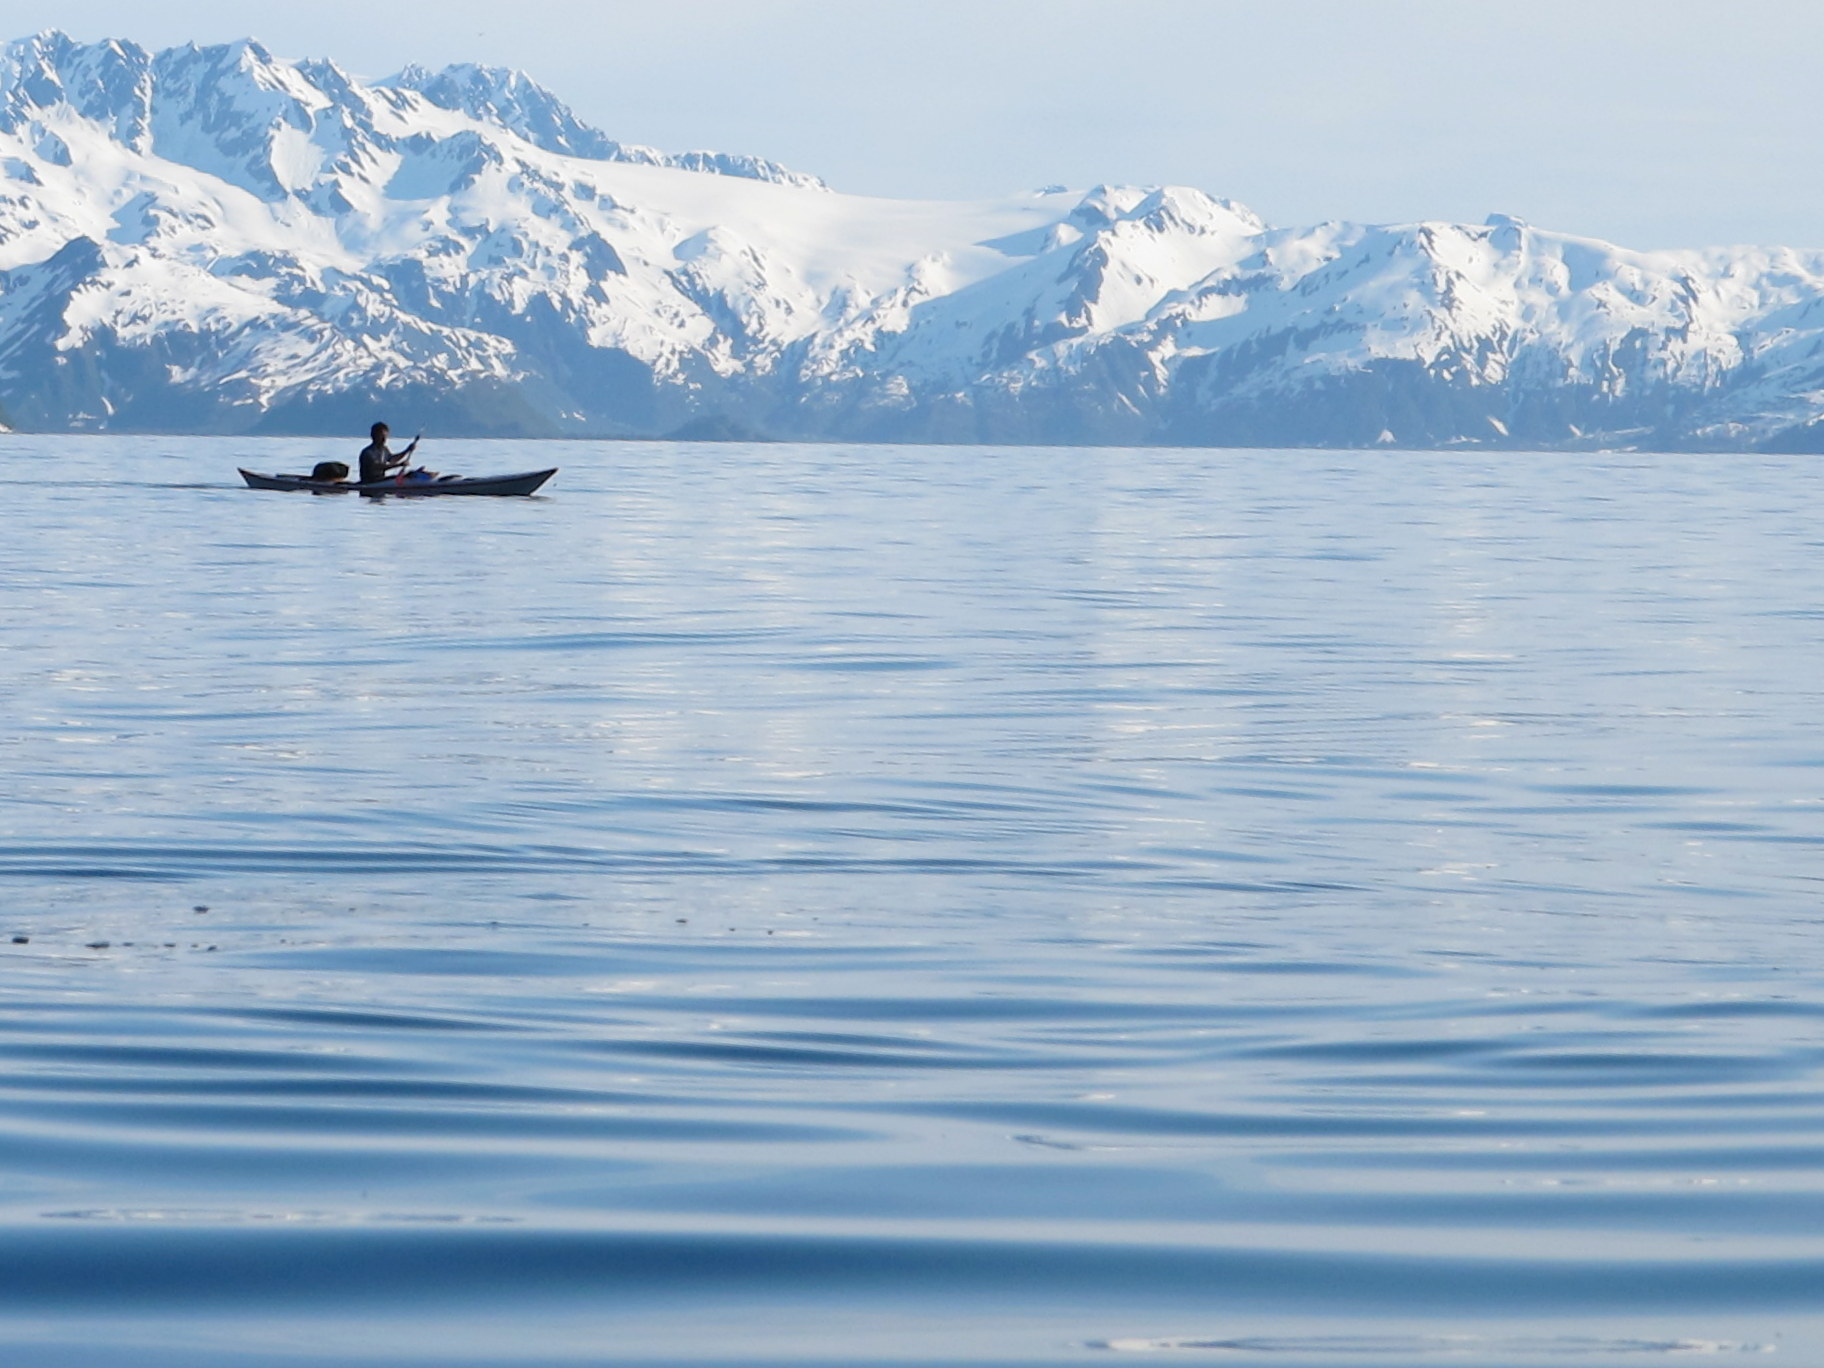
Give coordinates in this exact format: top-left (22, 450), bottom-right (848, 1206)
top-left (2, 30), bottom-right (1824, 447)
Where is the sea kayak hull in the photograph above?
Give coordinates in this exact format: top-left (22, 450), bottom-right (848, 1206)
top-left (239, 468), bottom-right (557, 496)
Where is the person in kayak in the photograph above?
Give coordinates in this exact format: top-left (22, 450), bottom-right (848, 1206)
top-left (358, 422), bottom-right (419, 483)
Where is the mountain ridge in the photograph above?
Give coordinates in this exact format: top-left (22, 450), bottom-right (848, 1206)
top-left (2, 30), bottom-right (1824, 449)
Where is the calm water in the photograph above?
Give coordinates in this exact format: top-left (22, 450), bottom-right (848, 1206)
top-left (2, 436), bottom-right (1822, 1367)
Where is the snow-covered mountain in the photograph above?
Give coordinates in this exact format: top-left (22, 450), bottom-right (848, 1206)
top-left (4, 29), bottom-right (1824, 449)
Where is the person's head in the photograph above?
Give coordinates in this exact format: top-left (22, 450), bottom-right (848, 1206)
top-left (371, 422), bottom-right (389, 440)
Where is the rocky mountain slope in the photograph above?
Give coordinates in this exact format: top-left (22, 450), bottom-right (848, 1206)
top-left (3, 30), bottom-right (1824, 449)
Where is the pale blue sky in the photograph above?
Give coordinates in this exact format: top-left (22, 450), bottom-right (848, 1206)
top-left (1, 0), bottom-right (1817, 249)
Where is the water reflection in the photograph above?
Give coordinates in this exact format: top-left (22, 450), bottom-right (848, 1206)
top-left (1, 437), bottom-right (1822, 1364)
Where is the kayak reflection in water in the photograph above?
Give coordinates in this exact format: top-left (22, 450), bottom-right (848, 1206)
top-left (358, 422), bottom-right (421, 483)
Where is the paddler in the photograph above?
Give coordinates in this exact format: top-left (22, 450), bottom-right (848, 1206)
top-left (358, 422), bottom-right (419, 483)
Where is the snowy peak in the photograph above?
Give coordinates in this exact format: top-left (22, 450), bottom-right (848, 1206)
top-left (146, 41), bottom-right (357, 202)
top-left (384, 61), bottom-right (620, 161)
top-left (0, 32), bottom-right (824, 197)
top-left (0, 32), bottom-right (156, 150)
top-left (1068, 183), bottom-right (1263, 238)
top-left (380, 59), bottom-right (825, 189)
top-left (3, 32), bottom-right (1824, 448)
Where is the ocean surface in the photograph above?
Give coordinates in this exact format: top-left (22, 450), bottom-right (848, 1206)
top-left (2, 436), bottom-right (1822, 1367)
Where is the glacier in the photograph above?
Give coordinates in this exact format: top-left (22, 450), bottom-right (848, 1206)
top-left (3, 30), bottom-right (1824, 449)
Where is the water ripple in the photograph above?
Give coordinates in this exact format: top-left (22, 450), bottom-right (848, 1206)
top-left (4, 440), bottom-right (1824, 1363)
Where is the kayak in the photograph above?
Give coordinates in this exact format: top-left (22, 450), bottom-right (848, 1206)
top-left (239, 468), bottom-right (557, 496)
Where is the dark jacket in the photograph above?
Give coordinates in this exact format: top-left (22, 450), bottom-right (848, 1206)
top-left (359, 441), bottom-right (398, 483)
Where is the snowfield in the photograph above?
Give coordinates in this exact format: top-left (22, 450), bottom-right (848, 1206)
top-left (4, 30), bottom-right (1824, 448)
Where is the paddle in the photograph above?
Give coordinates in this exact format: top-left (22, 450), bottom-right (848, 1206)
top-left (394, 432), bottom-right (433, 486)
